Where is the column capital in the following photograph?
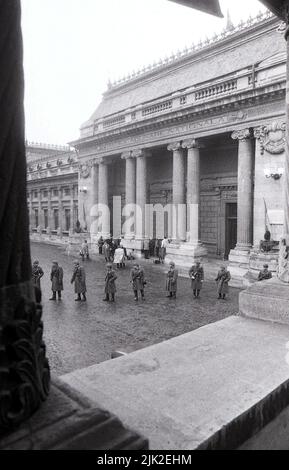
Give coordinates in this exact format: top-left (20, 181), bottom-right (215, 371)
top-left (131, 149), bottom-right (152, 159)
top-left (254, 121), bottom-right (286, 155)
top-left (182, 138), bottom-right (202, 150)
top-left (167, 141), bottom-right (182, 152)
top-left (96, 157), bottom-right (110, 165)
top-left (231, 128), bottom-right (252, 141)
top-left (121, 151), bottom-right (132, 160)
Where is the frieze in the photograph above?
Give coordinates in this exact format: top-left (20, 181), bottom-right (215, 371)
top-left (254, 121), bottom-right (286, 155)
top-left (90, 111), bottom-right (248, 155)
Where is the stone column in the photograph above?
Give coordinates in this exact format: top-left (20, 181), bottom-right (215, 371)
top-left (182, 138), bottom-right (201, 244)
top-left (98, 159), bottom-right (110, 238)
top-left (168, 142), bottom-right (186, 241)
top-left (90, 161), bottom-right (98, 237)
top-left (121, 151), bottom-right (136, 239)
top-left (28, 190), bottom-right (33, 230)
top-left (70, 184), bottom-right (75, 232)
top-left (38, 190), bottom-right (43, 230)
top-left (231, 129), bottom-right (254, 253)
top-left (0, 0), bottom-right (50, 431)
top-left (47, 188), bottom-right (53, 230)
top-left (134, 149), bottom-right (149, 241)
top-left (58, 186), bottom-right (63, 235)
top-left (284, 21), bottom-right (289, 241)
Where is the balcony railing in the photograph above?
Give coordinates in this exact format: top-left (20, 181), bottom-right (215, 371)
top-left (142, 100), bottom-right (173, 117)
top-left (195, 79), bottom-right (237, 101)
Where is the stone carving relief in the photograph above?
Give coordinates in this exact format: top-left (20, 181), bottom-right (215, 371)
top-left (231, 128), bottom-right (251, 141)
top-left (90, 111), bottom-right (248, 156)
top-left (254, 122), bottom-right (286, 155)
top-left (79, 162), bottom-right (92, 179)
top-left (167, 142), bottom-right (181, 152)
top-left (0, 283), bottom-right (50, 430)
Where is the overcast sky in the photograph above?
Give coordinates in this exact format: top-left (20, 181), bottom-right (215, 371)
top-left (21, 0), bottom-right (269, 145)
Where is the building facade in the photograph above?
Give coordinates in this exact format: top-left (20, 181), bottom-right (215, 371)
top-left (72, 12), bottom-right (286, 278)
top-left (27, 142), bottom-right (79, 238)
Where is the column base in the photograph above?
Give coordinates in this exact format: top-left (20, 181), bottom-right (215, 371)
top-left (228, 247), bottom-right (251, 288)
top-left (239, 277), bottom-right (289, 325)
top-left (165, 242), bottom-right (208, 269)
top-left (65, 233), bottom-right (90, 256)
top-left (121, 239), bottom-right (144, 259)
top-left (242, 250), bottom-right (279, 287)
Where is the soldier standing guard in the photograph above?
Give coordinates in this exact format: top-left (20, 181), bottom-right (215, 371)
top-left (31, 260), bottom-right (44, 290)
top-left (258, 264), bottom-right (272, 281)
top-left (131, 263), bottom-right (146, 301)
top-left (103, 241), bottom-right (112, 263)
top-left (103, 263), bottom-right (117, 302)
top-left (71, 261), bottom-right (87, 301)
top-left (189, 261), bottom-right (204, 299)
top-left (50, 261), bottom-right (64, 301)
top-left (166, 261), bottom-right (178, 299)
top-left (80, 239), bottom-right (89, 260)
top-left (215, 266), bottom-right (231, 300)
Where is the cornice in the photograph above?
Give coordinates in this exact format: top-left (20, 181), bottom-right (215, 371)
top-left (72, 82), bottom-right (286, 151)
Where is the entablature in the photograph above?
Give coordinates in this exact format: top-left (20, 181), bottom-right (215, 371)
top-left (79, 56), bottom-right (286, 142)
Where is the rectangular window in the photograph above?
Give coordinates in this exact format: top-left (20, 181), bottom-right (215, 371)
top-left (54, 209), bottom-right (59, 230)
top-left (34, 209), bottom-right (39, 227)
top-left (64, 188), bottom-right (70, 196)
top-left (43, 209), bottom-right (48, 229)
top-left (43, 190), bottom-right (48, 198)
top-left (65, 209), bottom-right (71, 231)
top-left (53, 189), bottom-right (59, 197)
top-left (34, 191), bottom-right (38, 199)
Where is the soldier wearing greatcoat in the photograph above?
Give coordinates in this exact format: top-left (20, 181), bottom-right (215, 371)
top-left (130, 263), bottom-right (146, 301)
top-left (215, 266), bottom-right (231, 300)
top-left (103, 263), bottom-right (117, 302)
top-left (189, 261), bottom-right (204, 298)
top-left (103, 241), bottom-right (112, 263)
top-left (71, 261), bottom-right (87, 301)
top-left (166, 261), bottom-right (178, 299)
top-left (32, 260), bottom-right (44, 290)
top-left (50, 261), bottom-right (64, 301)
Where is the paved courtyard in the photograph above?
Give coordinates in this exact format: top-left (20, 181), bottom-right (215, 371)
top-left (31, 242), bottom-right (241, 376)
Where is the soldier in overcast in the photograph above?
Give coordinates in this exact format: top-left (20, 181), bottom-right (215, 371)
top-left (71, 260), bottom-right (87, 301)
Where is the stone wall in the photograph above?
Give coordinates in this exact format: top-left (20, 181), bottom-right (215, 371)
top-left (200, 194), bottom-right (219, 254)
top-left (253, 129), bottom-right (285, 246)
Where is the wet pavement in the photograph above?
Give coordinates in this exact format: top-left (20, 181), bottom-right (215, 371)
top-left (31, 242), bottom-right (241, 376)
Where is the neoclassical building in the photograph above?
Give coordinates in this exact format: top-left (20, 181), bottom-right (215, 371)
top-left (26, 142), bottom-right (79, 237)
top-left (72, 11), bottom-right (286, 278)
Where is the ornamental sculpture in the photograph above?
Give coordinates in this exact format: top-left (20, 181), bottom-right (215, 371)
top-left (79, 162), bottom-right (92, 179)
top-left (254, 122), bottom-right (286, 155)
top-left (0, 285), bottom-right (50, 430)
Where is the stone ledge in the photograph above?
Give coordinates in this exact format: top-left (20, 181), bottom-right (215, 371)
top-left (0, 377), bottom-right (148, 450)
top-left (61, 317), bottom-right (289, 450)
top-left (239, 277), bottom-right (289, 324)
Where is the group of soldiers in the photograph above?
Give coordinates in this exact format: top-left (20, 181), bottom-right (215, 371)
top-left (32, 255), bottom-right (234, 304)
top-left (32, 259), bottom-right (87, 301)
top-left (165, 261), bottom-right (231, 300)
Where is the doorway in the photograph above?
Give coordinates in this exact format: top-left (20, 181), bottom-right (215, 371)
top-left (225, 203), bottom-right (237, 259)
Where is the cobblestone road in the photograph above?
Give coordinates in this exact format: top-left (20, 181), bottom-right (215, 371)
top-left (31, 242), bottom-right (241, 376)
